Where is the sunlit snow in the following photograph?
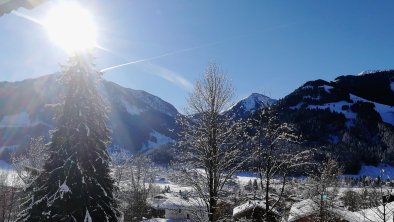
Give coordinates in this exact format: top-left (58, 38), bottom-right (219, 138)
top-left (305, 94), bottom-right (394, 126)
top-left (319, 85), bottom-right (333, 93)
top-left (121, 98), bottom-right (142, 115)
top-left (141, 130), bottom-right (174, 150)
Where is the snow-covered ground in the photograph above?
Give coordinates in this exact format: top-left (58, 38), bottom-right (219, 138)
top-left (152, 182), bottom-right (195, 193)
top-left (118, 175), bottom-right (194, 193)
top-left (236, 172), bottom-right (260, 186)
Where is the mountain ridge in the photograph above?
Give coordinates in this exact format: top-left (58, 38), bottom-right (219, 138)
top-left (0, 73), bottom-right (180, 161)
top-left (266, 70), bottom-right (394, 173)
top-left (1, 70), bottom-right (393, 172)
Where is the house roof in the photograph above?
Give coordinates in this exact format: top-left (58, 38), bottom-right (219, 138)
top-left (287, 199), bottom-right (359, 222)
top-left (288, 197), bottom-right (394, 222)
top-left (233, 200), bottom-right (279, 217)
top-left (355, 201), bottom-right (394, 222)
top-left (143, 219), bottom-right (173, 222)
top-left (148, 193), bottom-right (205, 210)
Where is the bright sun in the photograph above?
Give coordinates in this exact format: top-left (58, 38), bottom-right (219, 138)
top-left (44, 3), bottom-right (97, 53)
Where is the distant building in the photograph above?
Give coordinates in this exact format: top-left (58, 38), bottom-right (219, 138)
top-left (147, 193), bottom-right (207, 221)
top-left (233, 200), bottom-right (280, 222)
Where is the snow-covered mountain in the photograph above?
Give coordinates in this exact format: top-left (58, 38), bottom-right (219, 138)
top-left (287, 83), bottom-right (394, 127)
top-left (0, 74), bottom-right (179, 161)
top-left (268, 70), bottom-right (394, 173)
top-left (0, 75), bottom-right (278, 163)
top-left (225, 93), bottom-right (277, 119)
top-left (1, 70), bottom-right (393, 171)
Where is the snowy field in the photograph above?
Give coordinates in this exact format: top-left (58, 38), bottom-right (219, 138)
top-left (236, 171), bottom-right (259, 186)
top-left (152, 182), bottom-right (194, 193)
top-left (3, 162), bottom-right (394, 188)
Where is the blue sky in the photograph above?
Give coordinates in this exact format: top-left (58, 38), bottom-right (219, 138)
top-left (1, 0), bottom-right (394, 111)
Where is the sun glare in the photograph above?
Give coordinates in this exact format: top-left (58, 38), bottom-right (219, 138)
top-left (44, 3), bottom-right (97, 53)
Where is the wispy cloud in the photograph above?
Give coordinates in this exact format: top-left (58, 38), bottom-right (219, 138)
top-left (98, 23), bottom-right (295, 74)
top-left (99, 46), bottom-right (201, 91)
top-left (140, 62), bottom-right (193, 91)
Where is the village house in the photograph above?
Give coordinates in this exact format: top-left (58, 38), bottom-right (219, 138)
top-left (286, 199), bottom-right (359, 222)
top-left (233, 200), bottom-right (280, 222)
top-left (147, 193), bottom-right (207, 221)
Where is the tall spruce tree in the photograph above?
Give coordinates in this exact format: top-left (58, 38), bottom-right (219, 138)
top-left (17, 54), bottom-right (120, 221)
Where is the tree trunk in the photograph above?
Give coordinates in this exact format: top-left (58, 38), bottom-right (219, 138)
top-left (265, 173), bottom-right (270, 221)
top-left (209, 195), bottom-right (217, 222)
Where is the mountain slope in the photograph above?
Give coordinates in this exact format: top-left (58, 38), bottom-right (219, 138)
top-left (1, 71), bottom-right (393, 171)
top-left (268, 70), bottom-right (394, 173)
top-left (0, 74), bottom-right (179, 161)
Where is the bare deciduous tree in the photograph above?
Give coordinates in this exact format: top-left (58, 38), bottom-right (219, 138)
top-left (308, 157), bottom-right (342, 222)
top-left (12, 136), bottom-right (48, 186)
top-left (111, 147), bottom-right (131, 187)
top-left (359, 169), bottom-right (394, 222)
top-left (249, 108), bottom-right (312, 221)
top-left (0, 170), bottom-right (21, 222)
top-left (112, 151), bottom-right (158, 221)
top-left (342, 189), bottom-right (362, 211)
top-left (176, 63), bottom-right (247, 221)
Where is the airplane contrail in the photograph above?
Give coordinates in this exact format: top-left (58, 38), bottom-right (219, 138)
top-left (98, 23), bottom-right (292, 73)
top-left (98, 21), bottom-right (300, 73)
top-left (100, 44), bottom-right (213, 73)
top-left (11, 11), bottom-right (44, 26)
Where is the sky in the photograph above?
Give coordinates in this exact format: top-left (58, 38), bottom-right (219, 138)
top-left (1, 0), bottom-right (394, 111)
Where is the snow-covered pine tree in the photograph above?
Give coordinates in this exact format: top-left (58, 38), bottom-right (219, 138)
top-left (17, 54), bottom-right (120, 222)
